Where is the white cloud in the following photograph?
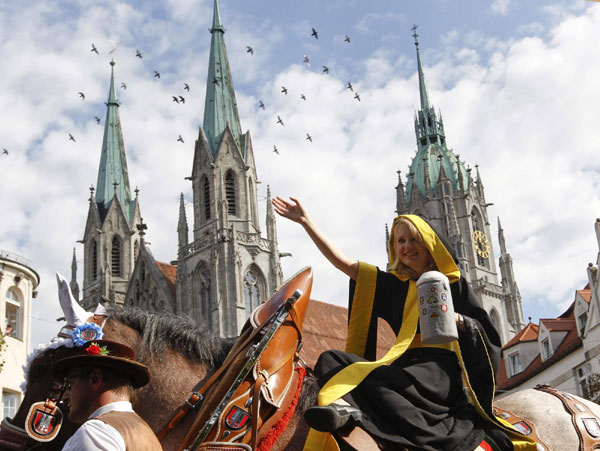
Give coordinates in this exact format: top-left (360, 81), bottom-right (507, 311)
top-left (491, 0), bottom-right (511, 16)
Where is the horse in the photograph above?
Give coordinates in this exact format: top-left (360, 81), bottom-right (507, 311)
top-left (4, 307), bottom-right (319, 451)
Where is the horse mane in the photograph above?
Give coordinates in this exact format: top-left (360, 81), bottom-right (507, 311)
top-left (109, 307), bottom-right (235, 368)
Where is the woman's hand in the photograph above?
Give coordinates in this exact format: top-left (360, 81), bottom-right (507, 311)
top-left (455, 313), bottom-right (466, 332)
top-left (272, 196), bottom-right (309, 225)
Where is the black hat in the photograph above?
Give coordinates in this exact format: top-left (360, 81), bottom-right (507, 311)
top-left (53, 340), bottom-right (150, 388)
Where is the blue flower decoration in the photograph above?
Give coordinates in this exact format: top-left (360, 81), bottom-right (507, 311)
top-left (72, 323), bottom-right (104, 347)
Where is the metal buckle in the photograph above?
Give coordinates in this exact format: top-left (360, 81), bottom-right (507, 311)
top-left (185, 391), bottom-right (203, 408)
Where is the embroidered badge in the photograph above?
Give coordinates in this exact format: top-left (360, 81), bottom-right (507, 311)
top-left (72, 323), bottom-right (103, 346)
top-left (427, 296), bottom-right (438, 305)
top-left (430, 312), bottom-right (439, 320)
top-left (583, 418), bottom-right (600, 437)
top-left (440, 304), bottom-right (448, 313)
top-left (512, 421), bottom-right (532, 435)
top-left (419, 296), bottom-right (424, 305)
top-left (427, 286), bottom-right (437, 294)
top-left (225, 405), bottom-right (251, 430)
top-left (422, 308), bottom-right (427, 316)
top-left (25, 402), bottom-right (63, 442)
top-left (441, 293), bottom-right (447, 302)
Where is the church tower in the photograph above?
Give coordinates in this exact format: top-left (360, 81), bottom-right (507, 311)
top-left (395, 28), bottom-right (524, 343)
top-left (80, 61), bottom-right (142, 310)
top-left (176, 0), bottom-right (283, 337)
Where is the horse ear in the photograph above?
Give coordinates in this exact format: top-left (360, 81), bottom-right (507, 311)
top-left (56, 272), bottom-right (89, 326)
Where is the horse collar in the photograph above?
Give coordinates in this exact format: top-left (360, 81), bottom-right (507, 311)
top-left (0, 417), bottom-right (29, 450)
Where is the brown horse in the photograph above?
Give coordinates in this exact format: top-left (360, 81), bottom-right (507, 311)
top-left (5, 307), bottom-right (319, 451)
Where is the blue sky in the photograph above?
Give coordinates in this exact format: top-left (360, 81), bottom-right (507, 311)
top-left (1, 0), bottom-right (600, 348)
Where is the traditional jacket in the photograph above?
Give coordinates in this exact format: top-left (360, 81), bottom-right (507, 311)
top-left (304, 215), bottom-right (536, 451)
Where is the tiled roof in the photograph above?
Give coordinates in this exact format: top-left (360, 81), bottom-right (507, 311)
top-left (156, 261), bottom-right (177, 299)
top-left (299, 299), bottom-right (396, 368)
top-left (577, 289), bottom-right (592, 304)
top-left (503, 322), bottom-right (539, 350)
top-left (497, 305), bottom-right (582, 390)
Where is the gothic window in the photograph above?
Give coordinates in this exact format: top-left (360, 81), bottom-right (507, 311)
top-left (471, 208), bottom-right (489, 268)
top-left (244, 267), bottom-right (263, 315)
top-left (248, 177), bottom-right (256, 223)
top-left (111, 236), bottom-right (121, 276)
top-left (202, 176), bottom-right (211, 221)
top-left (194, 263), bottom-right (212, 329)
top-left (4, 288), bottom-right (21, 339)
top-left (92, 240), bottom-right (98, 280)
top-left (225, 171), bottom-right (237, 216)
top-left (134, 241), bottom-right (139, 260)
top-left (489, 309), bottom-right (500, 336)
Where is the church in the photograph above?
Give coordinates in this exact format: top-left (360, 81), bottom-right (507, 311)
top-left (71, 0), bottom-right (524, 343)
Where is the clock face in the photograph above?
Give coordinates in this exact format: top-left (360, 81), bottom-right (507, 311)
top-left (473, 230), bottom-right (491, 258)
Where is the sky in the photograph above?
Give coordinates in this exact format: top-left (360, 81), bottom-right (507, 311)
top-left (1, 0), bottom-right (600, 349)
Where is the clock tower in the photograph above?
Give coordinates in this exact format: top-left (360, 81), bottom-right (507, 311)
top-left (394, 28), bottom-right (525, 343)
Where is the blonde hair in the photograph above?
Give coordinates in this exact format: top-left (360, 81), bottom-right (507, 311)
top-left (389, 217), bottom-right (436, 279)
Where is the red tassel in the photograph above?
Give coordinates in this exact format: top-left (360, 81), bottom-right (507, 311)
top-left (256, 366), bottom-right (306, 451)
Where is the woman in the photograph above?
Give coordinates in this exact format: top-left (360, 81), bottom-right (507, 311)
top-left (272, 196), bottom-right (518, 451)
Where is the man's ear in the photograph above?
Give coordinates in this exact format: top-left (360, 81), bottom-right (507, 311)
top-left (89, 368), bottom-right (104, 389)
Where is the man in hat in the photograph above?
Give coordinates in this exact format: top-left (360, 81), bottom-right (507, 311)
top-left (53, 339), bottom-right (162, 450)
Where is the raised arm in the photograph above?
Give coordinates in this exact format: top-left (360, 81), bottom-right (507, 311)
top-left (272, 196), bottom-right (358, 280)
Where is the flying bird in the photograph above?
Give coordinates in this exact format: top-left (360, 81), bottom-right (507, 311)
top-left (177, 135), bottom-right (184, 143)
top-left (153, 71), bottom-right (160, 78)
top-left (346, 82), bottom-right (353, 92)
top-left (121, 82), bottom-right (127, 90)
top-left (311, 27), bottom-right (318, 39)
top-left (135, 49), bottom-right (142, 58)
top-left (303, 54), bottom-right (310, 65)
top-left (78, 92), bottom-right (85, 100)
top-left (69, 133), bottom-right (76, 142)
top-left (246, 46), bottom-right (254, 55)
top-left (300, 93), bottom-right (306, 101)
top-left (259, 100), bottom-right (265, 110)
top-left (344, 35), bottom-right (351, 43)
top-left (172, 96), bottom-right (180, 103)
top-left (184, 83), bottom-right (190, 91)
top-left (273, 145), bottom-right (279, 155)
top-left (2, 149), bottom-right (8, 155)
top-left (94, 116), bottom-right (101, 124)
top-left (277, 115), bottom-right (284, 126)
top-left (281, 86), bottom-right (288, 95)
top-left (306, 133), bottom-right (312, 142)
top-left (91, 44), bottom-right (99, 54)
top-left (179, 96), bottom-right (185, 104)
top-left (354, 93), bottom-right (361, 102)
top-left (322, 66), bottom-right (329, 74)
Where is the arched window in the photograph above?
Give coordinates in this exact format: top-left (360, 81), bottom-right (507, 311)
top-left (134, 241), bottom-right (139, 260)
top-left (225, 171), bottom-right (237, 216)
top-left (194, 263), bottom-right (212, 329)
top-left (202, 176), bottom-right (211, 221)
top-left (490, 309), bottom-right (501, 335)
top-left (248, 177), bottom-right (256, 223)
top-left (111, 236), bottom-right (121, 276)
top-left (92, 240), bottom-right (98, 280)
top-left (4, 288), bottom-right (21, 339)
top-left (244, 268), bottom-right (263, 315)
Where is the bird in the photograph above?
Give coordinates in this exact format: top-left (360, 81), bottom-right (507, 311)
top-left (94, 116), bottom-right (101, 124)
top-left (354, 93), bottom-right (361, 102)
top-left (91, 44), bottom-right (99, 54)
top-left (300, 94), bottom-right (306, 101)
top-left (306, 133), bottom-right (312, 142)
top-left (344, 35), bottom-right (351, 43)
top-left (322, 66), bottom-right (329, 74)
top-left (281, 86), bottom-right (288, 95)
top-left (69, 133), bottom-right (76, 142)
top-left (179, 96), bottom-right (185, 104)
top-left (184, 83), bottom-right (190, 91)
top-left (259, 100), bottom-right (265, 110)
top-left (78, 92), bottom-right (85, 100)
top-left (311, 27), bottom-right (318, 39)
top-left (153, 71), bottom-right (160, 78)
top-left (246, 46), bottom-right (254, 55)
top-left (273, 145), bottom-right (279, 155)
top-left (277, 116), bottom-right (284, 126)
top-left (120, 82), bottom-right (127, 90)
top-left (172, 96), bottom-right (180, 103)
top-left (2, 149), bottom-right (8, 155)
top-left (177, 135), bottom-right (184, 143)
top-left (346, 82), bottom-right (353, 92)
top-left (135, 49), bottom-right (142, 58)
top-left (303, 54), bottom-right (310, 65)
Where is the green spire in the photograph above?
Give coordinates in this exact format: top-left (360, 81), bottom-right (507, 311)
top-left (96, 60), bottom-right (133, 224)
top-left (202, 0), bottom-right (243, 157)
top-left (412, 25), bottom-right (430, 111)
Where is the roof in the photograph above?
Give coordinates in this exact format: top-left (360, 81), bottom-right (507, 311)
top-left (299, 299), bottom-right (396, 368)
top-left (156, 261), bottom-right (177, 299)
top-left (577, 289), bottom-right (592, 304)
top-left (497, 306), bottom-right (582, 391)
top-left (503, 322), bottom-right (539, 350)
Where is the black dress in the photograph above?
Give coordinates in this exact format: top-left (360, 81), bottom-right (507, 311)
top-left (313, 268), bottom-right (512, 451)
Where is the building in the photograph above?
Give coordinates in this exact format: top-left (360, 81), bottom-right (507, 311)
top-left (0, 250), bottom-right (39, 420)
top-left (76, 0), bottom-right (283, 338)
top-left (498, 218), bottom-right (600, 398)
top-left (394, 28), bottom-right (525, 344)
